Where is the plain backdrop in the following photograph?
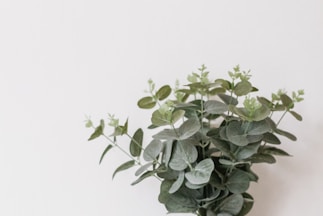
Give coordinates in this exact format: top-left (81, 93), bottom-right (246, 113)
top-left (0, 0), bottom-right (322, 215)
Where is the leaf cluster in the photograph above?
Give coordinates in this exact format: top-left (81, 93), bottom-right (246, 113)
top-left (86, 65), bottom-right (304, 216)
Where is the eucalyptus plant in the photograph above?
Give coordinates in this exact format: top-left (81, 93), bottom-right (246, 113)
top-left (86, 65), bottom-right (304, 216)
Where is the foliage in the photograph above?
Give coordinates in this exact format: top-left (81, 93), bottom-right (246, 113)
top-left (86, 65), bottom-right (304, 216)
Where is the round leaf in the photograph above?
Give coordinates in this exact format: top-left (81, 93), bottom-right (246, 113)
top-left (137, 96), bottom-right (156, 109)
top-left (219, 194), bottom-right (244, 215)
top-left (156, 85), bottom-right (172, 100)
top-left (234, 81), bottom-right (252, 96)
top-left (169, 141), bottom-right (198, 171)
top-left (226, 169), bottom-right (250, 194)
top-left (143, 139), bottom-right (164, 161)
top-left (185, 158), bottom-right (214, 185)
top-left (204, 100), bottom-right (228, 114)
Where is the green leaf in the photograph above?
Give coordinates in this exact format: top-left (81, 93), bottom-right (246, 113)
top-left (135, 162), bottom-right (154, 176)
top-left (280, 94), bottom-right (294, 108)
top-left (185, 158), bottom-right (214, 185)
top-left (137, 96), bottom-right (156, 109)
top-left (111, 119), bottom-right (128, 136)
top-left (214, 78), bottom-right (231, 90)
top-left (257, 96), bottom-right (274, 108)
top-left (112, 160), bottom-right (136, 179)
top-left (230, 107), bottom-right (250, 121)
top-left (151, 110), bottom-right (170, 126)
top-left (169, 140), bottom-right (198, 171)
top-left (237, 193), bottom-right (254, 216)
top-left (217, 213), bottom-right (232, 216)
top-left (236, 143), bottom-right (260, 160)
top-left (246, 134), bottom-right (263, 143)
top-left (130, 128), bottom-right (143, 157)
top-left (184, 181), bottom-right (206, 189)
top-left (156, 85), bottom-right (172, 100)
top-left (171, 110), bottom-right (186, 124)
top-left (226, 169), bottom-right (250, 194)
top-left (163, 140), bottom-right (173, 167)
top-left (169, 171), bottom-right (185, 194)
top-left (262, 146), bottom-right (291, 156)
top-left (165, 193), bottom-right (198, 213)
top-left (218, 94), bottom-right (238, 105)
top-left (247, 120), bottom-right (271, 135)
top-left (204, 100), bottom-right (228, 114)
top-left (211, 138), bottom-right (234, 159)
top-left (263, 132), bottom-right (281, 144)
top-left (178, 118), bottom-right (201, 140)
top-left (131, 170), bottom-right (155, 185)
top-left (219, 194), bottom-right (244, 215)
top-left (152, 129), bottom-right (178, 140)
top-left (289, 110), bottom-right (303, 121)
top-left (143, 139), bottom-right (164, 161)
top-left (252, 105), bottom-right (271, 121)
top-left (88, 119), bottom-right (104, 141)
top-left (250, 153), bottom-right (276, 164)
top-left (208, 87), bottom-right (226, 95)
top-left (219, 158), bottom-right (235, 166)
top-left (275, 128), bottom-right (297, 141)
top-left (234, 81), bottom-right (253, 96)
top-left (159, 180), bottom-right (173, 204)
top-left (226, 121), bottom-right (249, 146)
top-left (99, 144), bottom-right (113, 164)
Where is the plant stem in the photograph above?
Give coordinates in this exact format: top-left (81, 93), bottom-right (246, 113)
top-left (102, 134), bottom-right (141, 164)
top-left (276, 110), bottom-right (288, 126)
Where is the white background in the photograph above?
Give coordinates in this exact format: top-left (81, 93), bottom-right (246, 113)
top-left (0, 0), bottom-right (322, 215)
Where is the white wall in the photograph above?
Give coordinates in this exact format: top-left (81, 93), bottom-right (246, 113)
top-left (0, 0), bottom-right (322, 215)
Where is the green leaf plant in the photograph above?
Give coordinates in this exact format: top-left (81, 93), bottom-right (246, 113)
top-left (86, 65), bottom-right (304, 216)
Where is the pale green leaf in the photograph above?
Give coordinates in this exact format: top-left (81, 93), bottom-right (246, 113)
top-left (135, 162), bottom-right (154, 176)
top-left (151, 110), bottom-right (170, 126)
top-left (169, 171), bottom-right (185, 194)
top-left (178, 118), bottom-right (201, 140)
top-left (152, 129), bottom-right (178, 140)
top-left (171, 110), bottom-right (186, 124)
top-left (247, 120), bottom-right (271, 135)
top-left (143, 139), bottom-right (164, 161)
top-left (185, 158), bottom-right (214, 185)
top-left (169, 140), bottom-right (198, 171)
top-left (226, 121), bottom-right (249, 146)
top-left (204, 100), bottom-right (228, 114)
top-left (131, 170), bottom-right (156, 185)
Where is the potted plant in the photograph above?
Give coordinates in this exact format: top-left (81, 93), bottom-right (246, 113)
top-left (86, 65), bottom-right (304, 216)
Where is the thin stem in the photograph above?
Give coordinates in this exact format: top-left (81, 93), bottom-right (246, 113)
top-left (102, 134), bottom-right (141, 164)
top-left (276, 110), bottom-right (288, 126)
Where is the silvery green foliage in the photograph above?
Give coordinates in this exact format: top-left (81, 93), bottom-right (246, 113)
top-left (87, 65), bottom-right (304, 216)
